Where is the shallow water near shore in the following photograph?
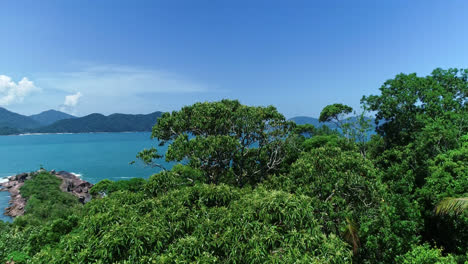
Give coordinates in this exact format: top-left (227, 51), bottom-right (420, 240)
top-left (0, 192), bottom-right (12, 222)
top-left (0, 132), bottom-right (171, 221)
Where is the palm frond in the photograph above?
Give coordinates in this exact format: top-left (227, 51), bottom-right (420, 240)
top-left (434, 197), bottom-right (468, 215)
top-left (343, 218), bottom-right (360, 255)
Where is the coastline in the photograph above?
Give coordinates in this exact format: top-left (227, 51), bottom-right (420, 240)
top-left (0, 132), bottom-right (159, 186)
top-left (0, 172), bottom-right (82, 182)
top-left (0, 170), bottom-right (93, 218)
top-left (15, 131), bottom-right (151, 136)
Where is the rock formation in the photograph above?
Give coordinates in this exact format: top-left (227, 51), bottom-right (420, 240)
top-left (54, 171), bottom-right (93, 203)
top-left (1, 176), bottom-right (26, 217)
top-left (0, 170), bottom-right (93, 217)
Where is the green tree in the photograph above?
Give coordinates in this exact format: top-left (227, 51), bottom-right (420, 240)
top-left (32, 184), bottom-right (352, 264)
top-left (265, 146), bottom-right (410, 262)
top-left (319, 104), bottom-right (373, 156)
top-left (141, 100), bottom-right (295, 186)
top-left (362, 68), bottom-right (467, 151)
top-left (90, 177), bottom-right (147, 197)
top-left (362, 68), bottom-right (468, 259)
top-left (417, 134), bottom-right (468, 254)
top-left (396, 244), bottom-right (456, 264)
top-left (319, 103), bottom-right (353, 129)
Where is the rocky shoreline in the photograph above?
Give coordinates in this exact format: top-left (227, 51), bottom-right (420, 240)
top-left (0, 170), bottom-right (93, 217)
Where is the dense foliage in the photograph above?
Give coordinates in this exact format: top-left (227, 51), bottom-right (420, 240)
top-left (144, 100), bottom-right (294, 186)
top-left (0, 68), bottom-right (466, 263)
top-left (0, 172), bottom-right (82, 263)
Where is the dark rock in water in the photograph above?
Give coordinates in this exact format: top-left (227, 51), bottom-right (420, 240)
top-left (56, 171), bottom-right (76, 178)
top-left (15, 173), bottom-right (28, 183)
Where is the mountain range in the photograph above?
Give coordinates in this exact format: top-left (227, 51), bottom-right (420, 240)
top-left (0, 107), bottom-right (163, 135)
top-left (33, 112), bottom-right (163, 133)
top-left (0, 107), bottom-right (374, 136)
top-left (29, 110), bottom-right (77, 126)
top-left (288, 116), bottom-right (337, 128)
top-left (0, 108), bottom-right (42, 130)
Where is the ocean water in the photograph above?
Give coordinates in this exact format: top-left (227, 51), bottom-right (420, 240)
top-left (0, 192), bottom-right (11, 222)
top-left (0, 132), bottom-right (172, 222)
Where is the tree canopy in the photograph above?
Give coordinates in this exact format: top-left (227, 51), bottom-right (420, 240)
top-left (0, 68), bottom-right (467, 263)
top-left (318, 103), bottom-right (353, 127)
top-left (362, 68), bottom-right (467, 150)
top-left (143, 99), bottom-right (295, 186)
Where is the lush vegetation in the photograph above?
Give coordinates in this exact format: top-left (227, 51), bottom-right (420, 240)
top-left (0, 172), bottom-right (82, 263)
top-left (0, 68), bottom-right (466, 263)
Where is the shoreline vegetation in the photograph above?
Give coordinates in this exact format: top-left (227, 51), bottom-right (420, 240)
top-left (0, 170), bottom-right (93, 217)
top-left (0, 69), bottom-right (466, 263)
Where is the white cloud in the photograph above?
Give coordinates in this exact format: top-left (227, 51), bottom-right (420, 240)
top-left (60, 92), bottom-right (82, 114)
top-left (64, 92), bottom-right (82, 107)
top-left (0, 75), bottom-right (40, 105)
top-left (35, 64), bottom-right (214, 115)
top-left (38, 64), bottom-right (208, 96)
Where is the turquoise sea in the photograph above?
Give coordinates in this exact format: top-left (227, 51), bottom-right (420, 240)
top-left (0, 132), bottom-right (171, 222)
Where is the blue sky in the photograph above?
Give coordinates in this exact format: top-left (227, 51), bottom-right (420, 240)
top-left (1, 0), bottom-right (468, 117)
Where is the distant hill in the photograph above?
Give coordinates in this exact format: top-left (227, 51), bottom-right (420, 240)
top-left (29, 110), bottom-right (76, 126)
top-left (33, 112), bottom-right (163, 133)
top-left (289, 116), bottom-right (378, 137)
top-left (0, 107), bottom-right (41, 130)
top-left (0, 126), bottom-right (20, 135)
top-left (0, 107), bottom-right (164, 134)
top-left (289, 116), bottom-right (337, 128)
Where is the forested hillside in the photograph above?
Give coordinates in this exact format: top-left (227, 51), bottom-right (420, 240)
top-left (31, 112), bottom-right (163, 133)
top-left (29, 110), bottom-right (76, 126)
top-left (0, 126), bottom-right (20, 135)
top-left (289, 116), bottom-right (324, 126)
top-left (0, 68), bottom-right (466, 263)
top-left (0, 110), bottom-right (162, 134)
top-left (0, 108), bottom-right (40, 132)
